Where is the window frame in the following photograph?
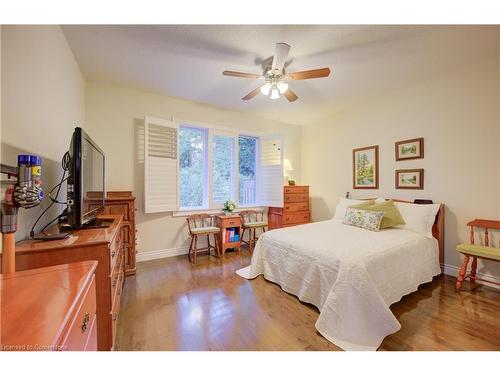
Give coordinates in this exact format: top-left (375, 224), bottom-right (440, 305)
top-left (174, 119), bottom-right (263, 216)
top-left (177, 124), bottom-right (209, 211)
top-left (237, 134), bottom-right (260, 208)
top-left (208, 129), bottom-right (238, 209)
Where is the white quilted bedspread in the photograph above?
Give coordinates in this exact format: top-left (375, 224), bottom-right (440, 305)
top-left (236, 219), bottom-right (441, 350)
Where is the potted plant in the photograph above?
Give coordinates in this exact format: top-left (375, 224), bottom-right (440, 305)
top-left (222, 200), bottom-right (236, 215)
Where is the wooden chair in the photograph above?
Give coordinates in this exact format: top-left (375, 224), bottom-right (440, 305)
top-left (239, 210), bottom-right (267, 252)
top-left (456, 219), bottom-right (500, 291)
top-left (186, 214), bottom-right (221, 264)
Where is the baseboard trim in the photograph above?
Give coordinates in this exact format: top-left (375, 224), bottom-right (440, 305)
top-left (137, 246), bottom-right (189, 263)
top-left (443, 263), bottom-right (500, 290)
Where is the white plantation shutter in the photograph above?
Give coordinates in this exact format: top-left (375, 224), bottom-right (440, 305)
top-left (258, 134), bottom-right (284, 207)
top-left (144, 116), bottom-right (178, 213)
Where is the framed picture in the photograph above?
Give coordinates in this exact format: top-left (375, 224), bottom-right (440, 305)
top-left (353, 145), bottom-right (379, 189)
top-left (395, 137), bottom-right (424, 161)
top-left (395, 169), bottom-right (424, 189)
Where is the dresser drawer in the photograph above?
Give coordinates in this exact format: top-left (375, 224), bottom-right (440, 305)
top-left (283, 212), bottom-right (310, 225)
top-left (110, 271), bottom-right (124, 349)
top-left (221, 218), bottom-right (241, 227)
top-left (109, 229), bottom-right (123, 269)
top-left (83, 314), bottom-right (97, 351)
top-left (60, 276), bottom-right (97, 351)
top-left (284, 193), bottom-right (308, 203)
top-left (284, 186), bottom-right (309, 195)
top-left (283, 202), bottom-right (309, 212)
top-left (110, 250), bottom-right (124, 298)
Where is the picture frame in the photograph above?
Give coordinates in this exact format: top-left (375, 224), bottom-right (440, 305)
top-left (353, 145), bottom-right (379, 189)
top-left (395, 137), bottom-right (424, 161)
top-left (395, 169), bottom-right (424, 190)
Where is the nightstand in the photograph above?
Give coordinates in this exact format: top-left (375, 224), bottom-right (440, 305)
top-left (215, 214), bottom-right (242, 257)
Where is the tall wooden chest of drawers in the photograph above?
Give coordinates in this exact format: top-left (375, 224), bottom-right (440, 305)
top-left (268, 185), bottom-right (311, 229)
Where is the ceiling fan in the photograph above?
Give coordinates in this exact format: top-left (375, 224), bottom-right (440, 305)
top-left (223, 42), bottom-right (331, 102)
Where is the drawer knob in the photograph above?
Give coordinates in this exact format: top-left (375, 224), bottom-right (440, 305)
top-left (111, 250), bottom-right (116, 258)
top-left (81, 313), bottom-right (90, 333)
top-left (285, 206), bottom-right (290, 209)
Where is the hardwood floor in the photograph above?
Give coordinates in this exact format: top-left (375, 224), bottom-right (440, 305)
top-left (115, 250), bottom-right (500, 351)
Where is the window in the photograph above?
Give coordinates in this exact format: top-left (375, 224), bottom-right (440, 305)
top-left (144, 116), bottom-right (283, 214)
top-left (238, 136), bottom-right (257, 206)
top-left (212, 134), bottom-right (235, 204)
top-left (179, 127), bottom-right (257, 209)
top-left (179, 126), bottom-right (207, 209)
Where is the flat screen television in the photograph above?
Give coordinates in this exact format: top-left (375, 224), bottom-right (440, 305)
top-left (67, 127), bottom-right (106, 228)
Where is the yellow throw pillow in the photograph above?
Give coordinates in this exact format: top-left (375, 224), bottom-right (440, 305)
top-left (361, 200), bottom-right (406, 229)
top-left (349, 200), bottom-right (376, 209)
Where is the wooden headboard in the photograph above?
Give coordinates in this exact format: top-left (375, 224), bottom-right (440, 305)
top-left (363, 198), bottom-right (445, 273)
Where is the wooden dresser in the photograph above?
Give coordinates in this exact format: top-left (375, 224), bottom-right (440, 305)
top-left (5, 214), bottom-right (125, 351)
top-left (0, 261), bottom-right (98, 351)
top-left (268, 185), bottom-right (311, 229)
top-left (87, 191), bottom-right (136, 275)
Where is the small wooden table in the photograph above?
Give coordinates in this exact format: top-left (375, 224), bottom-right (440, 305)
top-left (215, 214), bottom-right (242, 257)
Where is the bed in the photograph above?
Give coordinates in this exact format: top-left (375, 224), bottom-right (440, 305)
top-left (236, 200), bottom-right (445, 351)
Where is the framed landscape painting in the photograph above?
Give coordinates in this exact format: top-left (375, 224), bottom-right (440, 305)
top-left (353, 145), bottom-right (379, 189)
top-left (395, 169), bottom-right (424, 189)
top-left (395, 137), bottom-right (424, 161)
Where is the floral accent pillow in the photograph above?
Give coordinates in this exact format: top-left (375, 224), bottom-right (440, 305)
top-left (342, 207), bottom-right (385, 232)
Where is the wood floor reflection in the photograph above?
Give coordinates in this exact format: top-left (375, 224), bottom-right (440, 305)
top-left (115, 250), bottom-right (500, 351)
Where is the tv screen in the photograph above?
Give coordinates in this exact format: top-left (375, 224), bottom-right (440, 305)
top-left (67, 127), bottom-right (106, 227)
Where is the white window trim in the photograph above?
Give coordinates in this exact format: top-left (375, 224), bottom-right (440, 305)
top-left (174, 118), bottom-right (262, 215)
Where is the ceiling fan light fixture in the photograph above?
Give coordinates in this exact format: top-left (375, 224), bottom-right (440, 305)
top-left (277, 81), bottom-right (288, 94)
top-left (270, 87), bottom-right (280, 100)
top-left (260, 82), bottom-right (272, 95)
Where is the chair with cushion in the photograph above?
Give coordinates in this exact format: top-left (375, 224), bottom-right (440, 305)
top-left (186, 214), bottom-right (221, 264)
top-left (455, 219), bottom-right (500, 291)
top-left (239, 210), bottom-right (267, 252)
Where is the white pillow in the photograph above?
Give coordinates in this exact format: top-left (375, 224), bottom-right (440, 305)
top-left (394, 202), bottom-right (441, 238)
top-left (333, 197), bottom-right (373, 221)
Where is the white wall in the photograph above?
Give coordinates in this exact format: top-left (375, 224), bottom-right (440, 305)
top-left (302, 56), bottom-right (500, 280)
top-left (85, 82), bottom-right (302, 256)
top-left (1, 25), bottom-right (85, 243)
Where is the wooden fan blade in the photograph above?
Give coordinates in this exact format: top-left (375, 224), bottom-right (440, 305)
top-left (271, 43), bottom-right (291, 72)
top-left (223, 71), bottom-right (262, 79)
top-left (284, 89), bottom-right (298, 102)
top-left (286, 67), bottom-right (331, 80)
top-left (242, 85), bottom-right (264, 101)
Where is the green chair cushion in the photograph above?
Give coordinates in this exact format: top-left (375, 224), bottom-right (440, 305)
top-left (243, 221), bottom-right (267, 228)
top-left (191, 226), bottom-right (220, 235)
top-left (359, 200), bottom-right (406, 229)
top-left (456, 244), bottom-right (500, 261)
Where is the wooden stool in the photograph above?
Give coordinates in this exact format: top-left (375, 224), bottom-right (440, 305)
top-left (239, 210), bottom-right (267, 252)
top-left (455, 219), bottom-right (500, 291)
top-left (186, 214), bottom-right (221, 264)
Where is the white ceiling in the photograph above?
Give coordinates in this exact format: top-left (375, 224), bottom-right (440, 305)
top-left (62, 25), bottom-right (499, 126)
